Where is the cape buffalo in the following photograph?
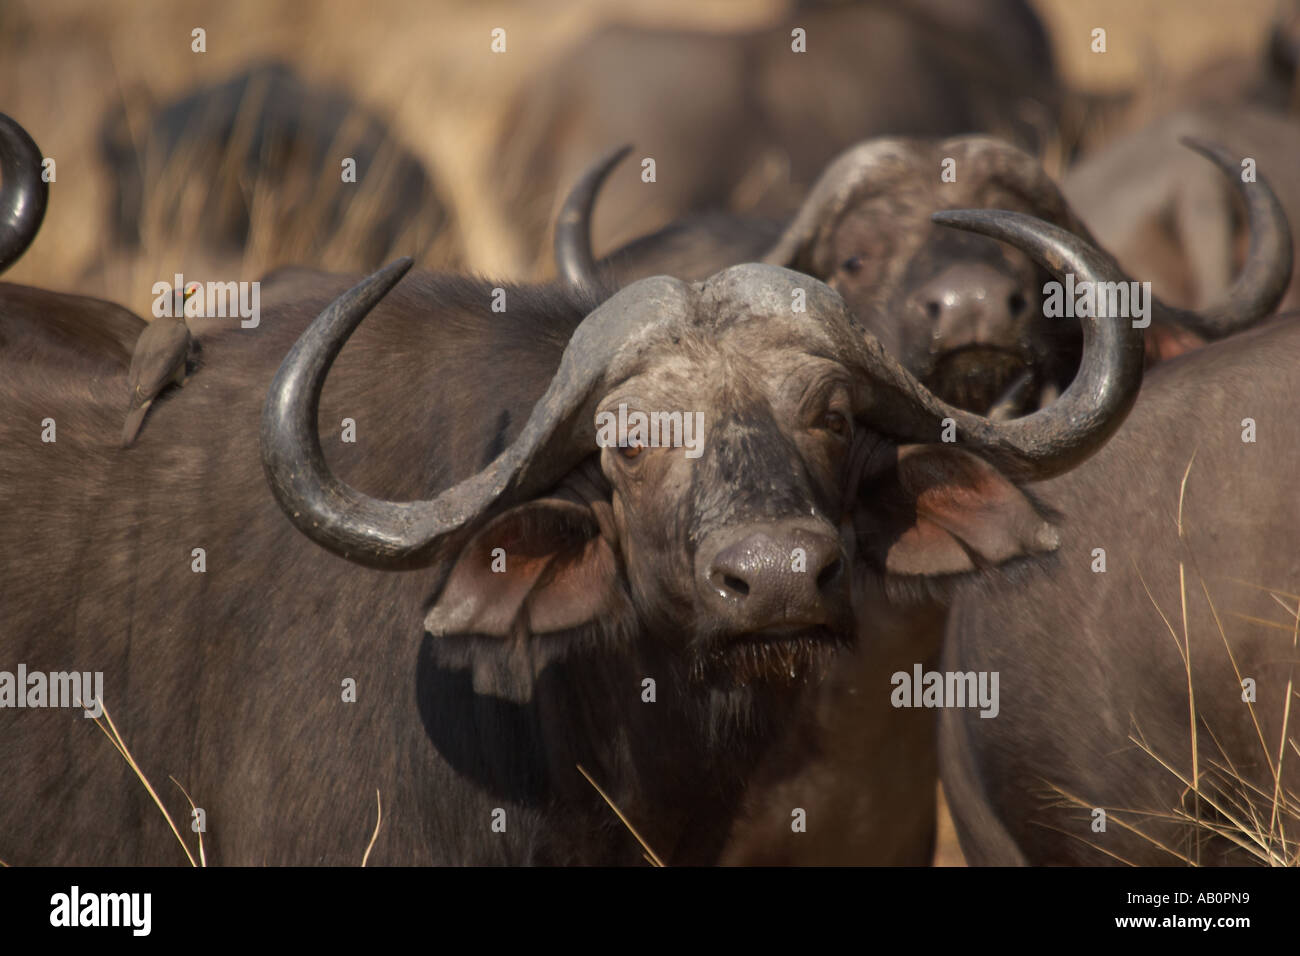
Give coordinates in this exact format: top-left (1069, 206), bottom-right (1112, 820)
top-left (493, 0), bottom-right (1059, 268)
top-left (558, 136), bottom-right (1292, 416)
top-left (939, 311), bottom-right (1300, 865)
top-left (1065, 105), bottom-right (1300, 316)
top-left (0, 209), bottom-right (1142, 865)
top-left (95, 61), bottom-right (456, 285)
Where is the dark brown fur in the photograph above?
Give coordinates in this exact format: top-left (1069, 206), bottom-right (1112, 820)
top-left (0, 264), bottom-right (1070, 865)
top-left (940, 316), bottom-right (1300, 865)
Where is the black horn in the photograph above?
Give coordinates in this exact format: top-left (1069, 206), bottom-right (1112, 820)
top-left (1156, 138), bottom-right (1292, 338)
top-left (0, 114), bottom-right (48, 275)
top-left (849, 210), bottom-right (1146, 481)
top-left (759, 136), bottom-right (1089, 273)
top-left (765, 135), bottom-right (1291, 341)
top-left (261, 257), bottom-right (692, 569)
top-left (554, 144), bottom-right (632, 296)
top-left (265, 215), bottom-right (1147, 570)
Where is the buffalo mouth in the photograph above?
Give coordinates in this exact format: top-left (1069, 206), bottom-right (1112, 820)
top-left (692, 625), bottom-right (851, 688)
top-left (924, 345), bottom-right (1036, 415)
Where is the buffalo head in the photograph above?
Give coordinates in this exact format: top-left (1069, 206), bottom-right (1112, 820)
top-left (557, 135), bottom-right (1290, 417)
top-left (262, 209), bottom-right (1144, 704)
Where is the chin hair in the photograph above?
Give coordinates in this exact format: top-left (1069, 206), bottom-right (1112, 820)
top-left (686, 625), bottom-right (853, 689)
top-left (925, 349), bottom-right (1032, 413)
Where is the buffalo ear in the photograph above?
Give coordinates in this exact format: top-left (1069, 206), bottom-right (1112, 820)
top-left (424, 499), bottom-right (622, 640)
top-left (1145, 320), bottom-right (1205, 364)
top-left (857, 444), bottom-right (1059, 576)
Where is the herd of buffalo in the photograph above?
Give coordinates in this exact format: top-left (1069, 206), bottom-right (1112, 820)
top-left (1, 0), bottom-right (1299, 867)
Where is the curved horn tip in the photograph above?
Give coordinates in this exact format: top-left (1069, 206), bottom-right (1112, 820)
top-left (376, 256), bottom-right (414, 283)
top-left (260, 256), bottom-right (423, 568)
top-left (931, 209), bottom-right (989, 226)
top-left (1162, 135), bottom-right (1291, 338)
top-left (329, 256), bottom-right (413, 313)
top-left (910, 206), bottom-right (1145, 479)
top-left (0, 112), bottom-right (43, 155)
top-left (576, 143), bottom-right (634, 195)
top-left (345, 256), bottom-right (414, 305)
top-left (1176, 136), bottom-right (1235, 166)
top-left (559, 143), bottom-right (633, 224)
top-left (0, 113), bottom-right (50, 273)
top-left (930, 209), bottom-right (1043, 237)
top-left (555, 146), bottom-right (633, 293)
top-left (605, 142), bottom-right (635, 165)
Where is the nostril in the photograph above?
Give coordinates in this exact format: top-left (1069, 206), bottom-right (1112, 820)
top-left (722, 574), bottom-right (750, 597)
top-left (925, 300), bottom-right (941, 320)
top-left (1008, 291), bottom-right (1027, 317)
top-left (816, 557), bottom-right (844, 591)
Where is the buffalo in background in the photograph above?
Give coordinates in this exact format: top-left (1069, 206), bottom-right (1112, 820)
top-left (93, 61), bottom-right (458, 289)
top-left (1066, 107), bottom-right (1300, 315)
top-left (556, 135), bottom-right (1291, 415)
top-left (492, 0), bottom-right (1061, 270)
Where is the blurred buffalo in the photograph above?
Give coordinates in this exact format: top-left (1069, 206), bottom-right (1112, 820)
top-left (494, 0), bottom-right (1060, 272)
top-left (95, 61), bottom-right (458, 285)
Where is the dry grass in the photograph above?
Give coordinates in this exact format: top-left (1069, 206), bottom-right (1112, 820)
top-left (362, 789), bottom-right (383, 867)
top-left (577, 763), bottom-right (665, 866)
top-left (85, 698), bottom-right (206, 867)
top-left (49, 695), bottom-right (387, 867)
top-left (93, 67), bottom-right (458, 302)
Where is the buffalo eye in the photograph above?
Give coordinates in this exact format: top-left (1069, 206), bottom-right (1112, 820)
top-left (821, 411), bottom-right (850, 437)
top-left (619, 442), bottom-right (645, 461)
top-left (841, 256), bottom-right (863, 276)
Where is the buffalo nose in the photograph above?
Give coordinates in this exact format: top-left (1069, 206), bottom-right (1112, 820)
top-left (913, 262), bottom-right (1033, 350)
top-left (698, 522), bottom-right (846, 629)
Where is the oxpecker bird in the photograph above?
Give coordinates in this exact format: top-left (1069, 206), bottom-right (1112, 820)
top-left (122, 283), bottom-right (196, 447)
